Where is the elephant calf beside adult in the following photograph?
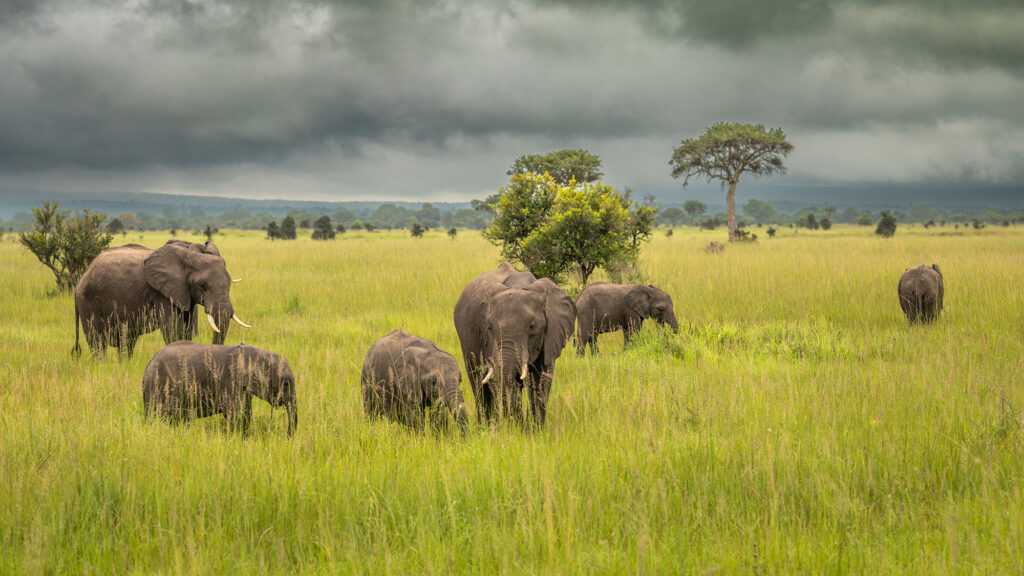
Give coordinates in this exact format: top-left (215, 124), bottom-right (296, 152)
top-left (142, 342), bottom-right (297, 436)
top-left (898, 264), bottom-right (944, 323)
top-left (73, 239), bottom-right (251, 358)
top-left (575, 282), bottom-right (678, 355)
top-left (454, 262), bottom-right (576, 428)
top-left (361, 329), bottom-right (468, 433)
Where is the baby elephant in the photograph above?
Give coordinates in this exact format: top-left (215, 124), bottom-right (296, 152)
top-left (898, 264), bottom-right (944, 323)
top-left (575, 282), bottom-right (679, 355)
top-left (142, 342), bottom-right (297, 435)
top-left (362, 329), bottom-right (468, 433)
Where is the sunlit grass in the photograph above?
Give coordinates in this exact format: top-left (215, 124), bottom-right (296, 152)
top-left (1, 224), bottom-right (1022, 573)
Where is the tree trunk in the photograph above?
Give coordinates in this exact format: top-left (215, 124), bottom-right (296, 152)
top-left (726, 180), bottom-right (738, 241)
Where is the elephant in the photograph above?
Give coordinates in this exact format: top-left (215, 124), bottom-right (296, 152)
top-left (361, 329), bottom-right (468, 433)
top-left (575, 282), bottom-right (679, 355)
top-left (142, 342), bottom-right (297, 436)
top-left (73, 239), bottom-right (251, 359)
top-left (898, 264), bottom-right (944, 323)
top-left (453, 262), bottom-right (576, 427)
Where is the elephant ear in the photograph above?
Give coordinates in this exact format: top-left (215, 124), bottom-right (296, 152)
top-left (143, 241), bottom-right (193, 310)
top-left (529, 278), bottom-right (576, 363)
top-left (932, 264), bottom-right (944, 309)
top-left (626, 285), bottom-right (652, 319)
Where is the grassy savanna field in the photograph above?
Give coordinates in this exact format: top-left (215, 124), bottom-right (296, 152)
top-left (1, 224), bottom-right (1023, 574)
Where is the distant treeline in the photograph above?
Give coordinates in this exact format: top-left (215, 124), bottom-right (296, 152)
top-left (2, 199), bottom-right (1022, 233)
top-left (0, 202), bottom-right (492, 233)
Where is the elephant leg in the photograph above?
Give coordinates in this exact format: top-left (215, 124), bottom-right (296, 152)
top-left (527, 367), bottom-right (550, 428)
top-left (478, 385), bottom-right (495, 424)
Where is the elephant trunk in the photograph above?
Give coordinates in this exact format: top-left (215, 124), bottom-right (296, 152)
top-left (206, 302), bottom-right (234, 345)
top-left (666, 313), bottom-right (679, 332)
top-left (441, 371), bottom-right (468, 434)
top-left (285, 396), bottom-right (298, 436)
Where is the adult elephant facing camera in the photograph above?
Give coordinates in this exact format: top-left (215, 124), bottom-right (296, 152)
top-left (73, 239), bottom-right (251, 359)
top-left (454, 262), bottom-right (576, 427)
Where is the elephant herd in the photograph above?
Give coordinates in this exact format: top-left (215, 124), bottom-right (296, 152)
top-left (71, 239), bottom-right (945, 437)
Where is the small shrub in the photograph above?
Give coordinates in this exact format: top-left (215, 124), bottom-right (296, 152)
top-left (411, 223), bottom-right (425, 238)
top-left (820, 217), bottom-right (832, 230)
top-left (734, 228), bottom-right (757, 242)
top-left (971, 218), bottom-right (985, 230)
top-left (766, 226), bottom-right (776, 238)
top-left (447, 227), bottom-right (457, 239)
top-left (311, 216), bottom-right (336, 240)
top-left (705, 241), bottom-right (725, 254)
top-left (19, 201), bottom-right (113, 293)
top-left (924, 220), bottom-right (935, 229)
top-left (203, 224), bottom-right (218, 242)
top-left (336, 224), bottom-right (346, 235)
top-left (875, 211), bottom-right (897, 237)
top-left (665, 229), bottom-right (673, 237)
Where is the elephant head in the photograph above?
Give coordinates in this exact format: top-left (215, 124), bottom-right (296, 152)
top-left (626, 285), bottom-right (679, 331)
top-left (424, 352), bottom-right (469, 433)
top-left (479, 277), bottom-right (576, 400)
top-left (238, 346), bottom-right (298, 436)
top-left (143, 240), bottom-right (250, 344)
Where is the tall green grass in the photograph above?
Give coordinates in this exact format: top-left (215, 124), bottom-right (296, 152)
top-left (1, 225), bottom-right (1022, 573)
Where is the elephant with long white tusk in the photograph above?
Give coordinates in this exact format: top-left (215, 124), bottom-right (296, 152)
top-left (73, 239), bottom-right (251, 359)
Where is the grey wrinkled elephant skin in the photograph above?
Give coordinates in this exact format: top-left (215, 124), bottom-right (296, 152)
top-left (454, 262), bottom-right (576, 428)
top-left (73, 239), bottom-right (245, 359)
top-left (898, 264), bottom-right (944, 323)
top-left (361, 329), bottom-right (468, 433)
top-left (575, 282), bottom-right (679, 355)
top-left (142, 342), bottom-right (297, 436)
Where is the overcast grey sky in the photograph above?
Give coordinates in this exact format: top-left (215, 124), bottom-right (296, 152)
top-left (0, 0), bottom-right (1021, 202)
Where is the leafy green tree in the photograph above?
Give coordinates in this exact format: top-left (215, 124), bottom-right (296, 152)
top-left (820, 217), bottom-right (832, 230)
top-left (682, 200), bottom-right (707, 221)
top-left (875, 211), bottom-right (897, 237)
top-left (106, 218), bottom-right (125, 235)
top-left (336, 223), bottom-right (346, 235)
top-left (372, 204), bottom-right (416, 229)
top-left (19, 201), bottom-right (112, 293)
top-left (484, 173), bottom-right (649, 285)
top-left (447, 227), bottom-right (457, 239)
top-left (796, 213), bottom-right (820, 230)
top-left (410, 223), bottom-right (425, 238)
top-left (266, 221), bottom-right (280, 240)
top-left (670, 122), bottom-right (793, 240)
top-left (839, 206), bottom-right (860, 223)
top-left (416, 203), bottom-right (441, 229)
top-left (660, 207), bottom-right (686, 226)
top-left (471, 193), bottom-right (501, 215)
top-left (856, 212), bottom-right (874, 226)
top-left (910, 205), bottom-right (942, 223)
top-left (203, 224), bottom-right (217, 242)
top-left (280, 216), bottom-right (297, 240)
top-left (625, 192), bottom-right (658, 250)
top-left (312, 215), bottom-right (336, 240)
top-left (742, 198), bottom-right (780, 225)
top-left (507, 149), bottom-right (603, 185)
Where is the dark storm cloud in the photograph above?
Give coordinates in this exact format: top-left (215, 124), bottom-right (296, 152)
top-left (0, 0), bottom-right (1022, 197)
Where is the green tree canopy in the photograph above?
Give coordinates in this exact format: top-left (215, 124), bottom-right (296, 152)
top-left (507, 149), bottom-right (603, 185)
top-left (280, 216), bottom-right (297, 240)
top-left (682, 200), bottom-right (707, 220)
top-left (660, 207), bottom-right (686, 226)
top-left (416, 203), bottom-right (441, 228)
top-left (19, 201), bottom-right (112, 293)
top-left (670, 122), bottom-right (793, 240)
top-left (483, 173), bottom-right (652, 285)
top-left (742, 198), bottom-right (780, 225)
top-left (311, 215), bottom-right (336, 240)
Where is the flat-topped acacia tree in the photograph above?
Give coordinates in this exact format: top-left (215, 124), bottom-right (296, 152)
top-left (670, 123), bottom-right (793, 241)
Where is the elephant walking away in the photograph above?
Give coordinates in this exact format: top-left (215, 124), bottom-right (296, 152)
top-left (898, 264), bottom-right (944, 323)
top-left (73, 240), bottom-right (251, 359)
top-left (361, 329), bottom-right (468, 433)
top-left (454, 262), bottom-right (575, 428)
top-left (575, 282), bottom-right (679, 355)
top-left (142, 342), bottom-right (297, 436)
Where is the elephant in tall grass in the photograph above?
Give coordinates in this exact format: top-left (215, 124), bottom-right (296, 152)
top-left (361, 329), bottom-right (468, 433)
top-left (73, 240), bottom-right (251, 359)
top-left (575, 282), bottom-right (679, 355)
top-left (898, 264), bottom-right (944, 323)
top-left (454, 262), bottom-right (575, 427)
top-left (142, 342), bottom-right (297, 436)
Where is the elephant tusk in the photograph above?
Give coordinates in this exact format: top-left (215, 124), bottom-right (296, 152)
top-left (231, 314), bottom-right (252, 329)
top-left (231, 278), bottom-right (242, 283)
top-left (206, 313), bottom-right (221, 334)
top-left (481, 366), bottom-right (494, 385)
top-left (520, 364), bottom-right (529, 382)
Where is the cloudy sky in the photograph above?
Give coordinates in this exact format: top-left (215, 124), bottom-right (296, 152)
top-left (0, 0), bottom-right (1021, 202)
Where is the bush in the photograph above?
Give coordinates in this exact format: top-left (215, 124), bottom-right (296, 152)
top-left (266, 221), bottom-right (280, 240)
top-left (280, 216), bottom-right (297, 239)
top-left (311, 216), bottom-right (336, 240)
top-left (19, 201), bottom-right (113, 293)
top-left (766, 226), bottom-right (777, 238)
top-left (734, 228), bottom-right (757, 242)
top-left (820, 217), bottom-right (832, 230)
top-left (447, 227), bottom-right (457, 239)
top-left (410, 223), bottom-right (425, 238)
top-left (875, 211), bottom-right (897, 237)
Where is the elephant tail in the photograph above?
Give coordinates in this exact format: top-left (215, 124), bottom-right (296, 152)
top-left (71, 302), bottom-right (82, 359)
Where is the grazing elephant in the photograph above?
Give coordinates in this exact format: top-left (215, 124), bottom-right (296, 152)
top-left (73, 240), bottom-right (251, 358)
top-left (142, 342), bottom-right (297, 436)
top-left (454, 262), bottom-right (575, 427)
top-left (361, 329), bottom-right (468, 433)
top-left (898, 264), bottom-right (944, 323)
top-left (575, 283), bottom-right (679, 355)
